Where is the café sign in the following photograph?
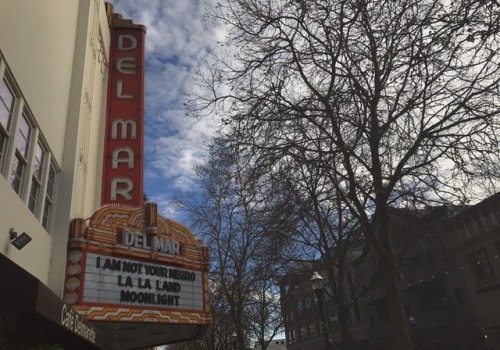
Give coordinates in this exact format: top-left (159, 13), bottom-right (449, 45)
top-left (61, 304), bottom-right (97, 344)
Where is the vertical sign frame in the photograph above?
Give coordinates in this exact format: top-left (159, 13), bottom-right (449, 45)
top-left (101, 23), bottom-right (146, 207)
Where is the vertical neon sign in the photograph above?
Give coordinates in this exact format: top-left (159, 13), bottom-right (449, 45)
top-left (102, 21), bottom-right (146, 207)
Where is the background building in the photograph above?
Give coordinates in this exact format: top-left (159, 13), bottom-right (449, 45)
top-left (252, 339), bottom-right (287, 350)
top-left (279, 193), bottom-right (500, 350)
top-left (279, 262), bottom-right (341, 350)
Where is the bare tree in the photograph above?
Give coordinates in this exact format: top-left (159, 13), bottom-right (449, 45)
top-left (271, 159), bottom-right (375, 349)
top-left (246, 271), bottom-right (284, 350)
top-left (191, 0), bottom-right (500, 348)
top-left (168, 282), bottom-right (237, 350)
top-left (181, 140), bottom-right (291, 350)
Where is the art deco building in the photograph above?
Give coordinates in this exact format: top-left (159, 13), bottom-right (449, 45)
top-left (0, 1), bottom-right (112, 348)
top-left (0, 2), bottom-right (211, 349)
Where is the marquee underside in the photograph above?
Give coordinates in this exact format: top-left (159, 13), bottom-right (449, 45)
top-left (94, 321), bottom-right (208, 349)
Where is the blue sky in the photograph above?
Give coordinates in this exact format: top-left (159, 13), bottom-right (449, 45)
top-left (109, 0), bottom-right (220, 220)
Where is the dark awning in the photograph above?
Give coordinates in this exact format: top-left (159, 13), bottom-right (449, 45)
top-left (0, 254), bottom-right (113, 349)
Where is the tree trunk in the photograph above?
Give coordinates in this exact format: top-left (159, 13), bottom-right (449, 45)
top-left (378, 253), bottom-right (412, 350)
top-left (336, 301), bottom-right (354, 350)
top-left (237, 329), bottom-right (245, 350)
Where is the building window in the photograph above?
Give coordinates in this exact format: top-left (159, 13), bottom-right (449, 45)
top-left (42, 164), bottom-right (56, 230)
top-left (308, 324), bottom-right (315, 337)
top-left (299, 326), bottom-right (306, 340)
top-left (377, 306), bottom-right (390, 324)
top-left (404, 304), bottom-right (412, 317)
top-left (0, 54), bottom-right (59, 233)
top-left (10, 113), bottom-right (31, 193)
top-left (0, 78), bottom-right (14, 164)
top-left (417, 289), bottom-right (449, 313)
top-left (354, 301), bottom-right (362, 323)
top-left (391, 231), bottom-right (403, 248)
top-left (28, 141), bottom-right (45, 213)
top-left (454, 287), bottom-right (467, 305)
top-left (469, 248), bottom-right (495, 282)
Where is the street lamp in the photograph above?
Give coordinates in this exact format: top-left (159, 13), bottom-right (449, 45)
top-left (409, 315), bottom-right (416, 333)
top-left (311, 271), bottom-right (332, 350)
top-left (409, 316), bottom-right (419, 349)
top-left (231, 332), bottom-right (237, 350)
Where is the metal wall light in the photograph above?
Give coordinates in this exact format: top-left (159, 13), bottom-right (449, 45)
top-left (9, 228), bottom-right (32, 250)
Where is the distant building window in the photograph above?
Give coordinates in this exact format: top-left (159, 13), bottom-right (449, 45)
top-left (299, 326), bottom-right (306, 339)
top-left (308, 324), bottom-right (315, 337)
top-left (417, 289), bottom-right (449, 313)
top-left (354, 301), bottom-right (362, 323)
top-left (486, 207), bottom-right (497, 228)
top-left (377, 306), bottom-right (390, 324)
top-left (469, 248), bottom-right (495, 282)
top-left (296, 300), bottom-right (304, 314)
top-left (454, 287), bottom-right (467, 305)
top-left (391, 231), bottom-right (403, 248)
top-left (304, 295), bottom-right (312, 309)
top-left (464, 222), bottom-right (474, 238)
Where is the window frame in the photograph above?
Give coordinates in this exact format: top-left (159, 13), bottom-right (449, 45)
top-left (9, 110), bottom-right (34, 196)
top-left (0, 52), bottom-right (59, 234)
top-left (0, 70), bottom-right (19, 175)
top-left (42, 162), bottom-right (57, 231)
top-left (28, 138), bottom-right (48, 216)
top-left (469, 248), bottom-right (495, 283)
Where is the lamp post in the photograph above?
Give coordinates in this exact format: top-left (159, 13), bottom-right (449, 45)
top-left (409, 316), bottom-right (418, 349)
top-left (409, 315), bottom-right (416, 333)
top-left (311, 271), bottom-right (332, 350)
top-left (231, 332), bottom-right (237, 350)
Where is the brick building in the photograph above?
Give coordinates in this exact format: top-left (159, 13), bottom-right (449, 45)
top-left (279, 193), bottom-right (500, 349)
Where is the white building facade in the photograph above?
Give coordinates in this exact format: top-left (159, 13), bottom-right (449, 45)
top-left (0, 2), bottom-right (212, 349)
top-left (0, 0), bottom-right (109, 288)
top-left (0, 1), bottom-right (110, 348)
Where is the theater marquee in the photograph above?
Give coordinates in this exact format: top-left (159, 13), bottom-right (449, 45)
top-left (63, 10), bottom-right (212, 349)
top-left (82, 252), bottom-right (203, 310)
top-left (64, 203), bottom-right (212, 349)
